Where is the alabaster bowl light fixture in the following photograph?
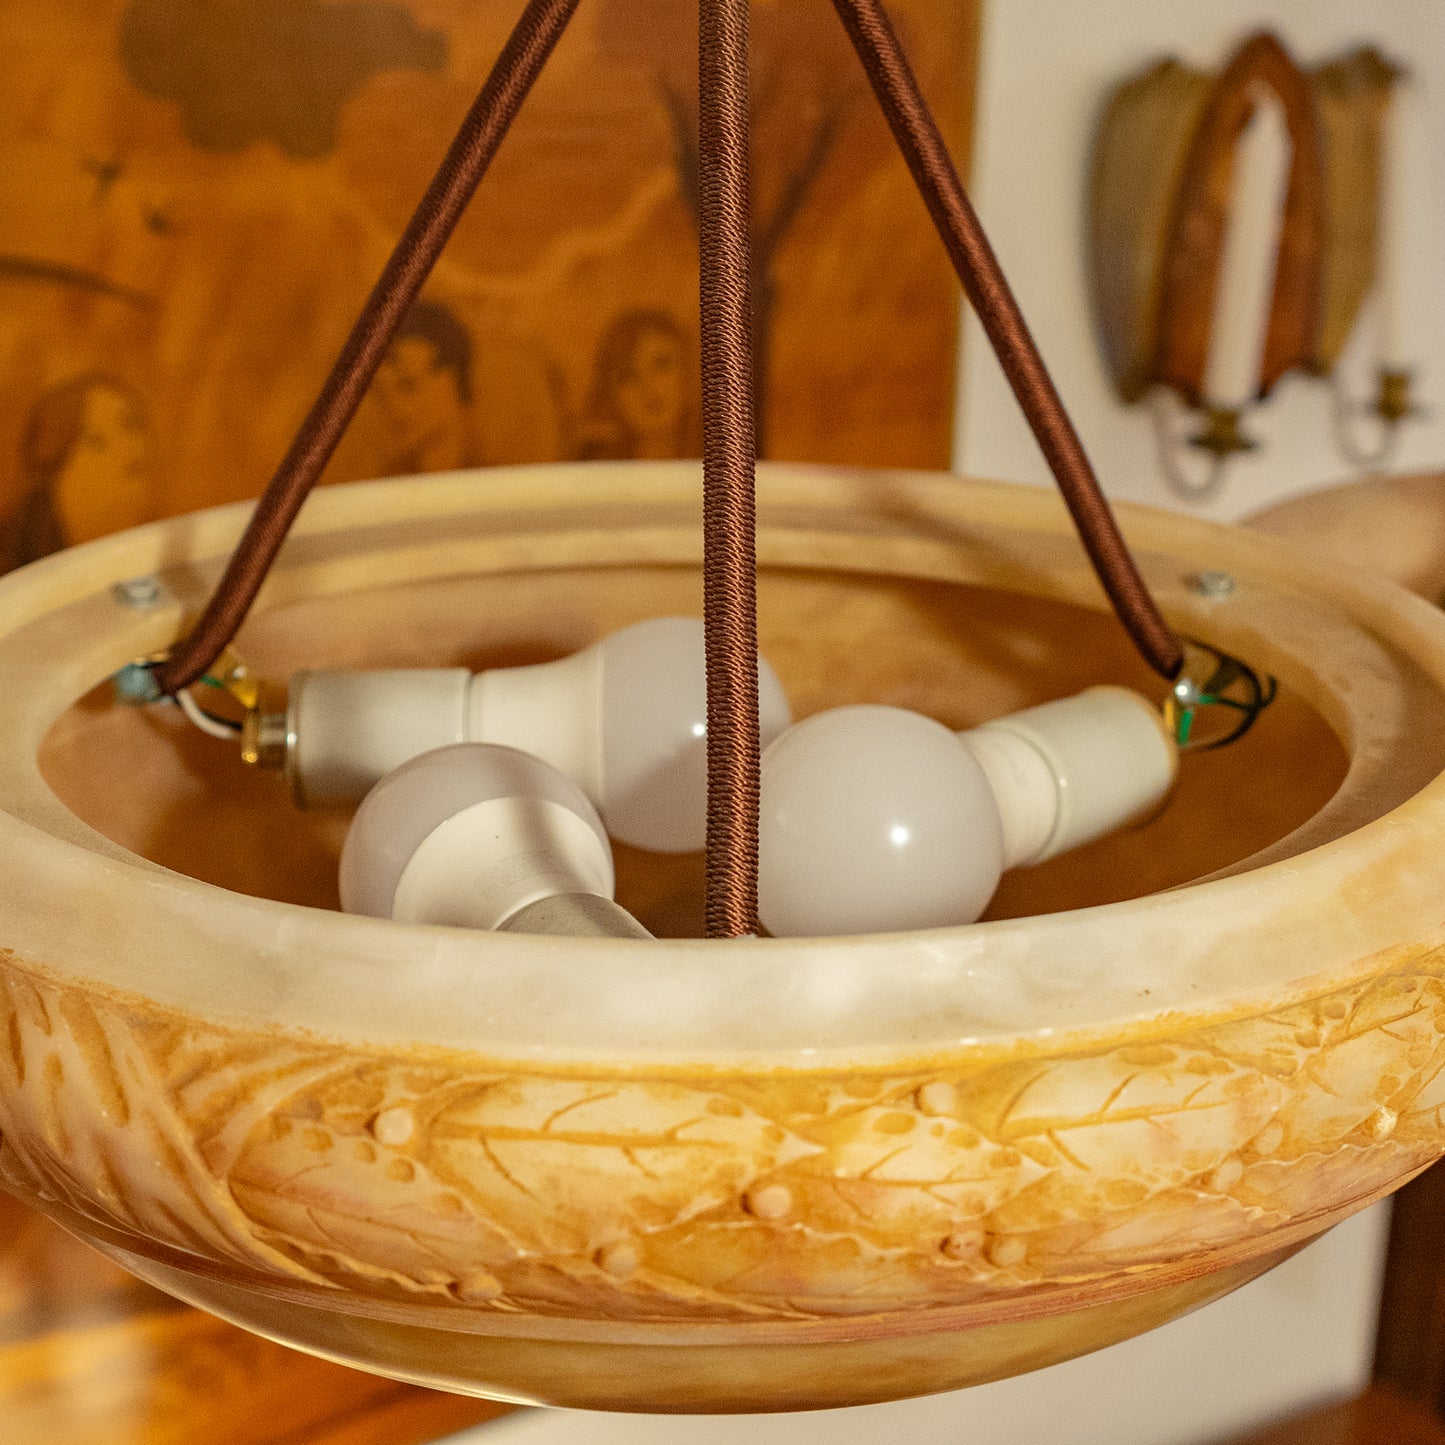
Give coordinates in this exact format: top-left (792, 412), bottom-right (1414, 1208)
top-left (7, 461), bottom-right (1445, 1413)
top-left (5, 0), bottom-right (1445, 1418)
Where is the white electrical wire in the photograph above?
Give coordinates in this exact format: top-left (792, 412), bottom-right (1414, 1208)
top-left (176, 687), bottom-right (242, 740)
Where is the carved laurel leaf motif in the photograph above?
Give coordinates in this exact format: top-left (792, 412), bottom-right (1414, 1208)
top-left (1399, 1056), bottom-right (1445, 1128)
top-left (2, 954), bottom-right (1445, 1322)
top-left (0, 973), bottom-right (327, 1282)
top-left (428, 1077), bottom-right (823, 1247)
top-left (226, 1068), bottom-right (823, 1307)
top-left (978, 1047), bottom-right (1286, 1232)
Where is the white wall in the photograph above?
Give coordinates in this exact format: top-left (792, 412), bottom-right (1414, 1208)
top-left (954, 0), bottom-right (1445, 521)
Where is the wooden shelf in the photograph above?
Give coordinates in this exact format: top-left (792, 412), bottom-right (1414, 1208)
top-left (1217, 1384), bottom-right (1445, 1445)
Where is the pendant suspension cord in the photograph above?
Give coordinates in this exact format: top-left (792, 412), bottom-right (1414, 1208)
top-left (699, 0), bottom-right (761, 937)
top-left (152, 0), bottom-right (583, 697)
top-left (830, 0), bottom-right (1184, 681)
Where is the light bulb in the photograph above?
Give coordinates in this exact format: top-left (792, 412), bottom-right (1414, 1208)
top-left (758, 707), bottom-right (1004, 938)
top-left (339, 743), bottom-right (650, 939)
top-left (758, 687), bottom-right (1176, 938)
top-left (285, 617), bottom-right (792, 853)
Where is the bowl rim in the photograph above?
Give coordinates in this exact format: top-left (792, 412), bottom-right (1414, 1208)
top-left (5, 459), bottom-right (1445, 1068)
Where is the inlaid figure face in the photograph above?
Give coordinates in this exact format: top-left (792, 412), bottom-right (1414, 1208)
top-left (11, 375), bottom-right (159, 566)
top-left (612, 322), bottom-right (685, 450)
top-left (372, 300), bottom-right (477, 474)
top-left (582, 309), bottom-right (690, 460)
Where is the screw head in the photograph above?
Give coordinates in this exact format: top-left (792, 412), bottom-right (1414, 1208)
top-left (1190, 570), bottom-right (1236, 599)
top-left (112, 575), bottom-right (165, 609)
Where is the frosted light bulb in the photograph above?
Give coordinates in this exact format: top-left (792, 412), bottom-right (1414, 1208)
top-left (471, 616), bottom-right (792, 853)
top-left (339, 743), bottom-right (650, 939)
top-left (286, 617), bottom-right (792, 853)
top-left (758, 687), bottom-right (1176, 938)
top-left (759, 707), bottom-right (1005, 938)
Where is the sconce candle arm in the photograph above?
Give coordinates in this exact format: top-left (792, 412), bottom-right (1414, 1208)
top-left (151, 0), bottom-right (583, 697)
top-left (830, 0), bottom-right (1184, 681)
top-left (1329, 368), bottom-right (1419, 471)
top-left (1148, 391), bottom-right (1255, 505)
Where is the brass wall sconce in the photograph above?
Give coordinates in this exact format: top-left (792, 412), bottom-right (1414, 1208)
top-left (1089, 32), bottom-right (1420, 501)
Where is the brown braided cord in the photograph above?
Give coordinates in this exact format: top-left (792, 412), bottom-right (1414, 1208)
top-left (830, 0), bottom-right (1184, 681)
top-left (142, 0), bottom-right (1178, 943)
top-left (699, 0), bottom-right (761, 937)
top-left (153, 0), bottom-right (582, 695)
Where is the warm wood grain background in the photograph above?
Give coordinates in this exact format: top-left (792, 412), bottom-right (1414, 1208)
top-left (0, 0), bottom-right (979, 574)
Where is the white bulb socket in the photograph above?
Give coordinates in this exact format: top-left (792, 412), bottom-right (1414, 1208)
top-left (289, 667), bottom-right (469, 809)
top-left (960, 685), bottom-right (1177, 867)
top-left (286, 617), bottom-right (792, 853)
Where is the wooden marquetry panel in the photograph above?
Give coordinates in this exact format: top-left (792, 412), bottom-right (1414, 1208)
top-left (0, 0), bottom-right (980, 574)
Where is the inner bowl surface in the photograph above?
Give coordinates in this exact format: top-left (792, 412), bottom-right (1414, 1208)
top-left (3, 461), bottom-right (1445, 1410)
top-left (41, 566), bottom-right (1345, 931)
